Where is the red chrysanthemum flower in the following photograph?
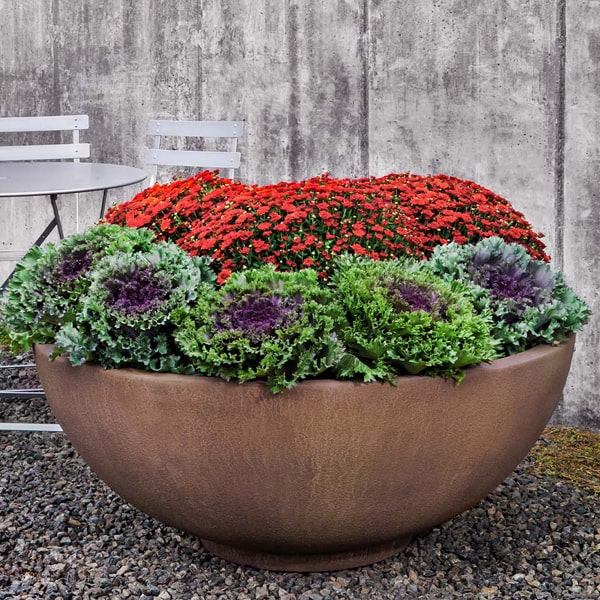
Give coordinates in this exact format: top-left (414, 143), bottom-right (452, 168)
top-left (104, 170), bottom-right (548, 283)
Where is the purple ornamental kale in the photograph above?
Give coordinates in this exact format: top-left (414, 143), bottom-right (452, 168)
top-left (55, 248), bottom-right (94, 282)
top-left (388, 280), bottom-right (447, 316)
top-left (216, 291), bottom-right (302, 342)
top-left (104, 266), bottom-right (170, 315)
top-left (469, 250), bottom-right (554, 308)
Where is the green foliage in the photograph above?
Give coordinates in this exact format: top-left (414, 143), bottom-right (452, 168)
top-left (428, 237), bottom-right (590, 355)
top-left (55, 243), bottom-right (212, 372)
top-left (1, 224), bottom-right (160, 352)
top-left (173, 266), bottom-right (345, 392)
top-left (0, 221), bottom-right (589, 393)
top-left (330, 256), bottom-right (499, 382)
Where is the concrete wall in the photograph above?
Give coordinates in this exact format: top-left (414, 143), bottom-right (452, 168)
top-left (0, 0), bottom-right (598, 429)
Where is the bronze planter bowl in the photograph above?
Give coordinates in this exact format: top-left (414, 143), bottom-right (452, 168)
top-left (34, 338), bottom-right (575, 572)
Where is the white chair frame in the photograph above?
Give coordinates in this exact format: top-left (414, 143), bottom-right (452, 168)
top-left (0, 115), bottom-right (90, 269)
top-left (0, 115), bottom-right (89, 433)
top-left (145, 119), bottom-right (244, 185)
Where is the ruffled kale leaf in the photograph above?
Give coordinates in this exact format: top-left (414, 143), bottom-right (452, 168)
top-left (330, 255), bottom-right (498, 382)
top-left (54, 242), bottom-right (212, 373)
top-left (428, 237), bottom-right (590, 354)
top-left (173, 266), bottom-right (345, 392)
top-left (1, 224), bottom-right (159, 351)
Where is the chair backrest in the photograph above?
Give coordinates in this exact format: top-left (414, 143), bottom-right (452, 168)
top-left (145, 119), bottom-right (244, 184)
top-left (0, 115), bottom-right (90, 162)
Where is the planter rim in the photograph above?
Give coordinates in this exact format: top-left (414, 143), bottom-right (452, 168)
top-left (35, 337), bottom-right (573, 392)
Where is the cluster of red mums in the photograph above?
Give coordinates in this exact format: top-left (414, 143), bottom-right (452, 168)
top-left (104, 170), bottom-right (548, 284)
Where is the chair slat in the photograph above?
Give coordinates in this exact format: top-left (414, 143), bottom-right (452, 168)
top-left (144, 148), bottom-right (241, 169)
top-left (0, 143), bottom-right (90, 161)
top-left (147, 120), bottom-right (244, 138)
top-left (0, 389), bottom-right (45, 397)
top-left (0, 422), bottom-right (63, 432)
top-left (0, 115), bottom-right (89, 133)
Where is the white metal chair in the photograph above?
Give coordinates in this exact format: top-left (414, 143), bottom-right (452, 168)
top-left (0, 115), bottom-right (90, 265)
top-left (0, 115), bottom-right (89, 434)
top-left (145, 119), bottom-right (244, 185)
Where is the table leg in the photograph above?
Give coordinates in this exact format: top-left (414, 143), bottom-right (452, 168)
top-left (31, 217), bottom-right (60, 248)
top-left (49, 193), bottom-right (64, 239)
top-left (0, 197), bottom-right (61, 291)
top-left (100, 189), bottom-right (108, 219)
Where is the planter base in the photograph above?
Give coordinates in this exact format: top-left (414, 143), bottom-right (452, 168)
top-left (200, 537), bottom-right (412, 572)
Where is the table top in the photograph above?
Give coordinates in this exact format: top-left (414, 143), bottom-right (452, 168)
top-left (0, 162), bottom-right (148, 197)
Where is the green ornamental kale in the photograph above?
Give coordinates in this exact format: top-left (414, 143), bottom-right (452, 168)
top-left (173, 265), bottom-right (345, 392)
top-left (1, 224), bottom-right (159, 351)
top-left (427, 237), bottom-right (590, 354)
top-left (54, 241), bottom-right (213, 372)
top-left (330, 256), bottom-right (498, 383)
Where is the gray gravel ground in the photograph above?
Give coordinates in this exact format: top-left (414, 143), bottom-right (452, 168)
top-left (1, 351), bottom-right (599, 599)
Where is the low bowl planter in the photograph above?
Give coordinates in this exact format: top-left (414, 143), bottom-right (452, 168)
top-left (34, 337), bottom-right (575, 572)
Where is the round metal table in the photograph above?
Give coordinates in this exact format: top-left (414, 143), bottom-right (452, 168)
top-left (0, 161), bottom-right (147, 199)
top-left (0, 160), bottom-right (148, 237)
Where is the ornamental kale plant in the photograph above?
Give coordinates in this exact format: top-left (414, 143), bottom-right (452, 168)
top-left (0, 170), bottom-right (589, 393)
top-left (172, 266), bottom-right (345, 392)
top-left (55, 242), bottom-right (213, 372)
top-left (1, 224), bottom-right (159, 352)
top-left (428, 237), bottom-right (590, 355)
top-left (104, 170), bottom-right (548, 284)
top-left (330, 256), bottom-right (498, 383)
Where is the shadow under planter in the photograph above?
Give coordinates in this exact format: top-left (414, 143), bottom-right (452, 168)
top-left (34, 338), bottom-right (575, 572)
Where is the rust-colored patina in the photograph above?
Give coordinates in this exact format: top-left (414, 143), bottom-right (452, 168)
top-left (34, 338), bottom-right (575, 571)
